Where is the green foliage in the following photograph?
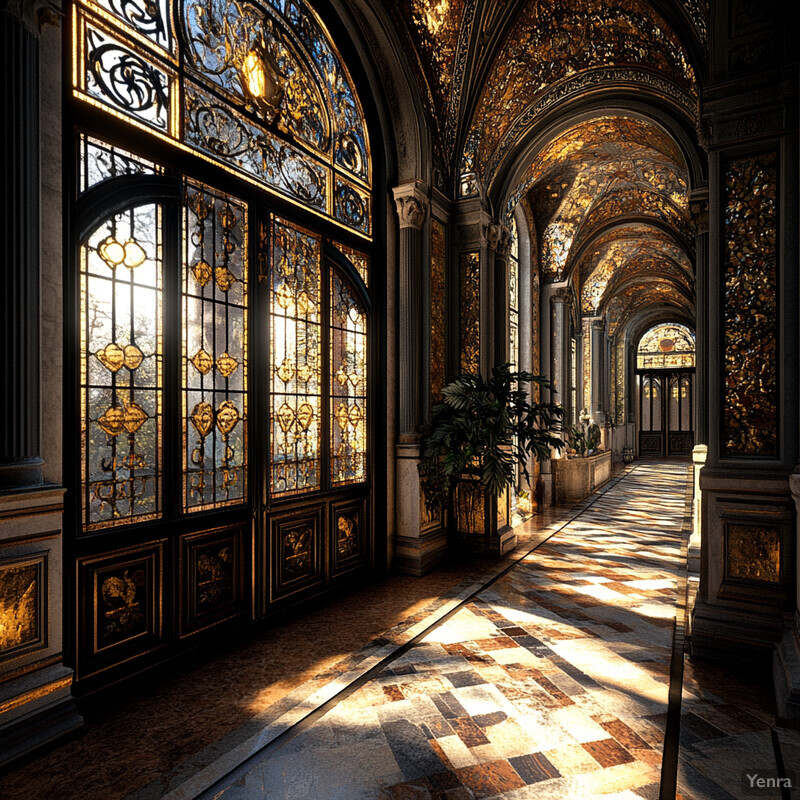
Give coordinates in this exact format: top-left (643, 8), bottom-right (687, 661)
top-left (418, 363), bottom-right (565, 513)
top-left (569, 425), bottom-right (586, 456)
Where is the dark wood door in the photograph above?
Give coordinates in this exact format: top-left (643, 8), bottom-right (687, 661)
top-left (638, 370), bottom-right (694, 456)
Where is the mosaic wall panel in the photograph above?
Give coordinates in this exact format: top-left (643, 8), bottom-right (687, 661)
top-left (180, 526), bottom-right (245, 637)
top-left (725, 523), bottom-right (781, 583)
top-left (430, 218), bottom-right (447, 405)
top-left (331, 501), bottom-right (366, 576)
top-left (80, 203), bottom-right (163, 531)
top-left (615, 339), bottom-right (625, 425)
top-left (459, 251), bottom-right (480, 374)
top-left (78, 541), bottom-right (164, 677)
top-left (270, 509), bottom-right (324, 601)
top-left (270, 219), bottom-right (322, 496)
top-left (330, 270), bottom-right (368, 486)
top-left (183, 183), bottom-right (248, 511)
top-left (0, 558), bottom-right (43, 657)
top-left (723, 153), bottom-right (778, 458)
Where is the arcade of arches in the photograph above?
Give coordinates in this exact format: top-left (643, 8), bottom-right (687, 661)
top-left (1, 0), bottom-right (798, 795)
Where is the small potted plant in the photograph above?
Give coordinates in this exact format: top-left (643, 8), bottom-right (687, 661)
top-left (418, 363), bottom-right (564, 545)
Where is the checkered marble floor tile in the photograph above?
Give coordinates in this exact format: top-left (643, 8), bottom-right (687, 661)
top-left (206, 463), bottom-right (690, 800)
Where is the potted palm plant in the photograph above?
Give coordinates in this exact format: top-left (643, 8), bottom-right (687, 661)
top-left (418, 363), bottom-right (564, 550)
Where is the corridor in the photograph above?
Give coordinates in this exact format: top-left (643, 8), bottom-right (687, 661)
top-left (155, 461), bottom-right (794, 800)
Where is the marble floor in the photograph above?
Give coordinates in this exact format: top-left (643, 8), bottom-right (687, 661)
top-left (6, 462), bottom-right (799, 800)
top-left (194, 463), bottom-right (693, 800)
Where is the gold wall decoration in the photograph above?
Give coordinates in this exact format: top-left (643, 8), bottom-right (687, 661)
top-left (430, 219), bottom-right (447, 405)
top-left (723, 153), bottom-right (778, 457)
top-left (336, 514), bottom-right (359, 559)
top-left (98, 568), bottom-right (147, 647)
top-left (725, 524), bottom-right (781, 583)
top-left (283, 526), bottom-right (314, 581)
top-left (0, 561), bottom-right (40, 654)
top-left (459, 251), bottom-right (480, 374)
top-left (195, 544), bottom-right (234, 611)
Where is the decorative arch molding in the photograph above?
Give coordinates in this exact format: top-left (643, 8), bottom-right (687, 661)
top-left (623, 305), bottom-right (696, 354)
top-left (329, 0), bottom-right (430, 186)
top-left (494, 99), bottom-right (705, 219)
top-left (602, 275), bottom-right (695, 310)
top-left (485, 69), bottom-right (697, 194)
top-left (564, 217), bottom-right (694, 286)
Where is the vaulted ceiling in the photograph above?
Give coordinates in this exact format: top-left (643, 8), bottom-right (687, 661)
top-left (388, 0), bottom-right (704, 191)
top-left (387, 0), bottom-right (703, 335)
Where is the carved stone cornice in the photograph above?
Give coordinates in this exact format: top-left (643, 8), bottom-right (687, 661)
top-left (1, 0), bottom-right (62, 34)
top-left (392, 182), bottom-right (429, 230)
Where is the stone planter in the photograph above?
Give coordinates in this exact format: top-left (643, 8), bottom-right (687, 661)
top-left (552, 450), bottom-right (612, 503)
top-left (451, 479), bottom-right (515, 555)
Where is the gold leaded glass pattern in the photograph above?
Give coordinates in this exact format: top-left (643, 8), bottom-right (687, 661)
top-left (723, 153), bottom-right (778, 458)
top-left (73, 0), bottom-right (371, 235)
top-left (81, 204), bottom-right (163, 530)
top-left (637, 323), bottom-right (695, 369)
top-left (430, 219), bottom-right (446, 405)
top-left (182, 183), bottom-right (248, 510)
top-left (330, 270), bottom-right (367, 485)
top-left (459, 251), bottom-right (480, 374)
top-left (270, 219), bottom-right (322, 495)
top-left (509, 217), bottom-right (519, 368)
top-left (332, 241), bottom-right (369, 287)
top-left (78, 133), bottom-right (159, 194)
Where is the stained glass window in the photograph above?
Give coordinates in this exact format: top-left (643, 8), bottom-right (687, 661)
top-left (270, 219), bottom-right (322, 495)
top-left (81, 204), bottom-right (163, 530)
top-left (330, 271), bottom-right (368, 485)
top-left (637, 323), bottom-right (695, 369)
top-left (73, 0), bottom-right (371, 235)
top-left (183, 183), bottom-right (248, 511)
top-left (79, 133), bottom-right (159, 194)
top-left (460, 252), bottom-right (480, 374)
top-left (509, 218), bottom-right (519, 368)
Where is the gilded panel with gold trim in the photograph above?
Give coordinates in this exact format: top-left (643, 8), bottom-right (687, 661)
top-left (725, 523), bottom-right (781, 583)
top-left (0, 559), bottom-right (43, 656)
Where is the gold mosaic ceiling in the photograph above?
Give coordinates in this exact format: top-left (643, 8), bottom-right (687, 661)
top-left (521, 116), bottom-right (694, 331)
top-left (388, 0), bottom-right (700, 182)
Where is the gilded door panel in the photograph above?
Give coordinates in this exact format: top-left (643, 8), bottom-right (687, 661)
top-left (269, 506), bottom-right (325, 603)
top-left (330, 498), bottom-right (367, 577)
top-left (77, 541), bottom-right (165, 678)
top-left (179, 525), bottom-right (249, 638)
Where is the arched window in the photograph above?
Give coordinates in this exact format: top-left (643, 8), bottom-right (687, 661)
top-left (70, 0), bottom-right (376, 684)
top-left (637, 323), bottom-right (695, 369)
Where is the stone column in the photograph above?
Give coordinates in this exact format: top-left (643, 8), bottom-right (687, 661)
top-left (1, 0), bottom-right (44, 490)
top-left (391, 183), bottom-right (446, 576)
top-left (689, 444), bottom-right (707, 573)
top-left (550, 288), bottom-right (570, 410)
top-left (590, 319), bottom-right (606, 425)
top-left (392, 182), bottom-right (428, 440)
top-left (0, 0), bottom-right (83, 769)
top-left (690, 188), bottom-right (709, 447)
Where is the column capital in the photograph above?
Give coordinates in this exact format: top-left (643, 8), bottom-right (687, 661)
top-left (551, 286), bottom-right (571, 305)
top-left (392, 182), bottom-right (429, 230)
top-left (485, 221), bottom-right (510, 255)
top-left (1, 0), bottom-right (62, 34)
top-left (689, 187), bottom-right (709, 235)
